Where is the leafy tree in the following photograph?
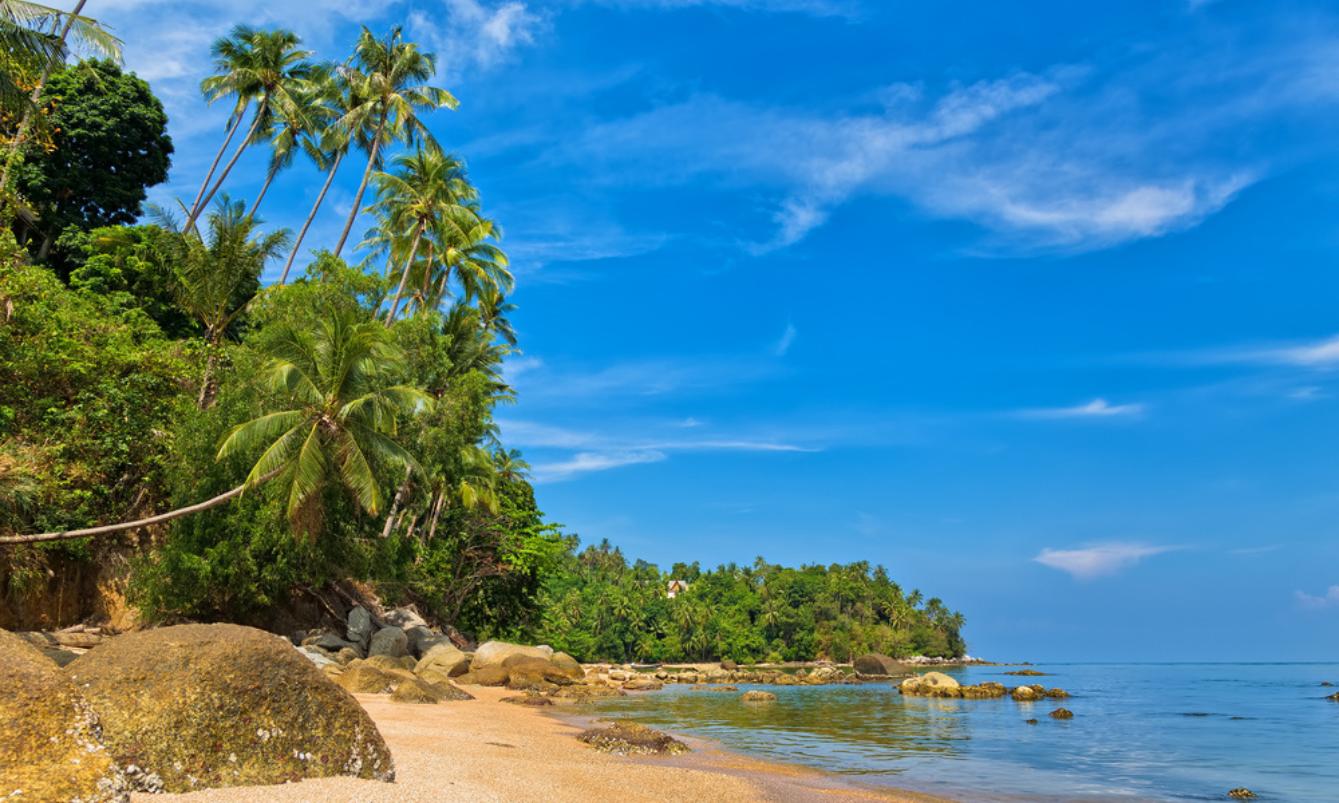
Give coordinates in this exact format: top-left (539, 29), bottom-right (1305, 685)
top-left (12, 59), bottom-right (171, 273)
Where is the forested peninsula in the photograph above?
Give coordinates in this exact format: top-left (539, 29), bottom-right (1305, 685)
top-left (0, 12), bottom-right (965, 664)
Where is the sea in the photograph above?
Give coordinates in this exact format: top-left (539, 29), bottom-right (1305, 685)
top-left (586, 663), bottom-right (1339, 802)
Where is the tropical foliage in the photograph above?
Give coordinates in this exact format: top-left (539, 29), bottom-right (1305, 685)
top-left (0, 17), bottom-right (965, 659)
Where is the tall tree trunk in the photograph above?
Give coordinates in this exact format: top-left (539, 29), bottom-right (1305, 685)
top-left (0, 469), bottom-right (281, 545)
top-left (248, 168), bottom-right (278, 218)
top-left (278, 148), bottom-right (344, 285)
top-left (416, 241), bottom-right (435, 313)
top-left (435, 263), bottom-right (452, 307)
top-left (187, 108), bottom-right (246, 225)
top-left (186, 98), bottom-right (268, 233)
top-left (380, 465), bottom-right (412, 538)
top-left (197, 330), bottom-right (222, 409)
top-left (332, 112), bottom-right (387, 258)
top-left (0, 0), bottom-right (87, 194)
top-left (426, 488), bottom-right (445, 543)
top-left (384, 222), bottom-right (424, 326)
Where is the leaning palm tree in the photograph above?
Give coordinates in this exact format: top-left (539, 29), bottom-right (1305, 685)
top-left (0, 308), bottom-right (428, 545)
top-left (247, 63), bottom-right (337, 218)
top-left (330, 26), bottom-right (457, 258)
top-left (428, 204), bottom-right (511, 313)
top-left (369, 146), bottom-right (473, 323)
top-left (0, 0), bottom-right (120, 193)
top-left (158, 196), bottom-right (291, 408)
top-left (187, 27), bottom-right (312, 232)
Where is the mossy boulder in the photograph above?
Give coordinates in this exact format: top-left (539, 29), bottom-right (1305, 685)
top-left (471, 640), bottom-right (553, 670)
top-left (1049, 707), bottom-right (1074, 720)
top-left (577, 721), bottom-right (689, 755)
top-left (336, 664), bottom-right (399, 694)
top-left (456, 665), bottom-right (511, 687)
top-left (67, 623), bottom-right (393, 793)
top-left (1011, 685), bottom-right (1043, 701)
top-left (415, 643), bottom-right (471, 685)
top-left (741, 690), bottom-right (777, 702)
top-left (1, 629), bottom-right (128, 802)
top-left (390, 677), bottom-right (474, 704)
top-left (550, 651), bottom-right (585, 681)
top-left (959, 681), bottom-right (1008, 699)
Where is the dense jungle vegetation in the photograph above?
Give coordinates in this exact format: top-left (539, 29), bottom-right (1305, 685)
top-left (0, 1), bottom-right (965, 661)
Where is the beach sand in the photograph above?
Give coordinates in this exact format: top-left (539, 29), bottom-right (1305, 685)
top-left (136, 686), bottom-right (948, 802)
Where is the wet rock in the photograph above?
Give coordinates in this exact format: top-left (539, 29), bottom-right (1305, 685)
top-left (1024, 718), bottom-right (1039, 725)
top-left (1327, 691), bottom-right (1339, 702)
top-left (741, 690), bottom-right (777, 702)
top-left (1046, 688), bottom-right (1070, 699)
top-left (552, 683), bottom-right (628, 701)
top-left (1, 628), bottom-right (128, 802)
top-left (1003, 669), bottom-right (1048, 676)
top-left (900, 671), bottom-right (962, 697)
top-left (67, 623), bottom-right (393, 793)
top-left (623, 678), bottom-right (664, 691)
top-left (369, 626), bottom-right (409, 659)
top-left (1012, 685), bottom-right (1043, 702)
top-left (1049, 708), bottom-right (1074, 720)
top-left (502, 693), bottom-right (555, 706)
top-left (959, 681), bottom-right (1008, 699)
top-left (854, 653), bottom-right (900, 676)
top-left (577, 721), bottom-right (690, 756)
top-left (1227, 789), bottom-right (1256, 799)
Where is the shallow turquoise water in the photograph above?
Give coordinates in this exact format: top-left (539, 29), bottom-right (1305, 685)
top-left (586, 664), bottom-right (1339, 801)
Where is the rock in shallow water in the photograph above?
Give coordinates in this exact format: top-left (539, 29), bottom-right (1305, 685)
top-left (741, 690), bottom-right (777, 702)
top-left (1227, 789), bottom-right (1257, 799)
top-left (854, 653), bottom-right (900, 676)
top-left (577, 721), bottom-right (690, 755)
top-left (67, 623), bottom-right (393, 793)
top-left (1049, 708), bottom-right (1074, 720)
top-left (899, 671), bottom-right (961, 697)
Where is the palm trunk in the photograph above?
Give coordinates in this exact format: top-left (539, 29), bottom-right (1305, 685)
top-left (248, 168), bottom-right (278, 218)
top-left (187, 108), bottom-right (246, 223)
top-left (416, 241), bottom-right (435, 313)
top-left (380, 465), bottom-right (413, 538)
top-left (186, 98), bottom-right (268, 233)
top-left (426, 489), bottom-right (445, 542)
top-left (278, 149), bottom-right (344, 285)
top-left (385, 222), bottom-right (424, 325)
top-left (197, 329), bottom-right (222, 409)
top-left (0, 0), bottom-right (87, 194)
top-left (0, 469), bottom-right (281, 546)
top-left (333, 112), bottom-right (387, 258)
top-left (435, 264), bottom-right (451, 307)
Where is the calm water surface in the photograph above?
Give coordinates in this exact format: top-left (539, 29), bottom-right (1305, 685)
top-left (586, 664), bottom-right (1339, 802)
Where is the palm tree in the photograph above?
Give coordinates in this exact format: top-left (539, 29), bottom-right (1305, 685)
top-left (426, 205), bottom-right (511, 313)
top-left (331, 26), bottom-right (457, 259)
top-left (0, 309), bottom-right (428, 545)
top-left (190, 25), bottom-right (264, 224)
top-left (277, 67), bottom-right (363, 284)
top-left (159, 196), bottom-right (291, 408)
top-left (248, 63), bottom-right (337, 218)
top-left (187, 27), bottom-right (312, 232)
top-left (218, 311), bottom-right (429, 532)
top-left (0, 0), bottom-right (120, 194)
top-left (369, 146), bottom-right (472, 324)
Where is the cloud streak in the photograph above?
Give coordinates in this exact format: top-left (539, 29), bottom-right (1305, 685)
top-left (1296, 586), bottom-right (1339, 610)
top-left (1016, 398), bottom-right (1147, 420)
top-left (1034, 543), bottom-right (1177, 579)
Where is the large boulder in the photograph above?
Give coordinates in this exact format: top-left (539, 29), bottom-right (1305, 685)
top-left (470, 640), bottom-right (553, 670)
top-left (1, 629), bottom-right (128, 801)
top-left (67, 623), bottom-right (393, 793)
top-left (390, 677), bottom-right (474, 704)
top-left (346, 605), bottom-right (373, 650)
top-left (577, 721), bottom-right (689, 756)
top-left (369, 626), bottom-right (409, 658)
top-left (853, 653), bottom-right (900, 676)
top-left (415, 643), bottom-right (472, 685)
top-left (550, 651), bottom-right (585, 681)
top-left (406, 625), bottom-right (447, 658)
top-left (899, 671), bottom-right (962, 697)
top-left (455, 665), bottom-right (511, 687)
top-left (503, 654), bottom-right (582, 690)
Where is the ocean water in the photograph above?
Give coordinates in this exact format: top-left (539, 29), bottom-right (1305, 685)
top-left (585, 664), bottom-right (1339, 802)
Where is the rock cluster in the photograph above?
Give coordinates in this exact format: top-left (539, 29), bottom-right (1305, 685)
top-left (576, 721), bottom-right (690, 756)
top-left (895, 672), bottom-right (1069, 702)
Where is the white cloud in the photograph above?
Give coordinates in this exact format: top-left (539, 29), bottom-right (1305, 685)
top-left (532, 450), bottom-right (666, 482)
top-left (1183, 334), bottom-right (1339, 370)
top-left (773, 322), bottom-right (798, 357)
top-left (1034, 543), bottom-right (1177, 580)
top-left (1295, 586), bottom-right (1339, 610)
top-left (409, 0), bottom-right (545, 80)
top-left (1016, 398), bottom-right (1147, 420)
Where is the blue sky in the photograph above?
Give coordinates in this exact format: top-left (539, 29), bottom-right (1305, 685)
top-left (81, 0), bottom-right (1339, 661)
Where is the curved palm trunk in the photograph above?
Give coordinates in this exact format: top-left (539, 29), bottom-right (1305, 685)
top-left (0, 0), bottom-right (87, 194)
top-left (186, 98), bottom-right (268, 233)
top-left (380, 465), bottom-right (413, 538)
top-left (188, 109), bottom-right (246, 223)
top-left (332, 113), bottom-right (387, 258)
top-left (248, 167), bottom-right (279, 218)
top-left (0, 469), bottom-right (281, 546)
top-left (278, 149), bottom-right (344, 285)
top-left (416, 241), bottom-right (435, 313)
top-left (384, 222), bottom-right (424, 325)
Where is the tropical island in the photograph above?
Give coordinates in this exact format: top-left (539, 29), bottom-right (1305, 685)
top-left (1, 5), bottom-right (970, 801)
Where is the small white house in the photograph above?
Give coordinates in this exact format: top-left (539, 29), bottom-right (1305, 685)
top-left (666, 579), bottom-right (689, 599)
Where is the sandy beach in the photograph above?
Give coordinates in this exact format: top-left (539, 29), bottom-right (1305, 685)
top-left (135, 687), bottom-right (947, 803)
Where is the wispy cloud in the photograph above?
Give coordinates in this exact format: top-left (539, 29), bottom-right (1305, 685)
top-left (409, 0), bottom-right (546, 81)
top-left (1295, 585), bottom-right (1339, 610)
top-left (532, 449), bottom-right (667, 482)
top-left (773, 322), bottom-right (798, 357)
top-left (1015, 398), bottom-right (1147, 420)
top-left (1034, 542), bottom-right (1178, 579)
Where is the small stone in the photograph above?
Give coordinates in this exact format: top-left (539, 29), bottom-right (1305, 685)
top-left (1024, 718), bottom-right (1039, 725)
top-left (1049, 708), bottom-right (1074, 720)
top-left (741, 690), bottom-right (777, 702)
top-left (1227, 789), bottom-right (1256, 799)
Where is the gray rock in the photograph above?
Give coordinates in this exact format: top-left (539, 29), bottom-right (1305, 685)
top-left (347, 605), bottom-right (373, 650)
top-left (296, 646), bottom-right (339, 669)
top-left (307, 632), bottom-right (360, 654)
top-left (369, 626), bottom-right (409, 658)
top-left (383, 607), bottom-right (428, 631)
top-left (406, 625), bottom-right (445, 658)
